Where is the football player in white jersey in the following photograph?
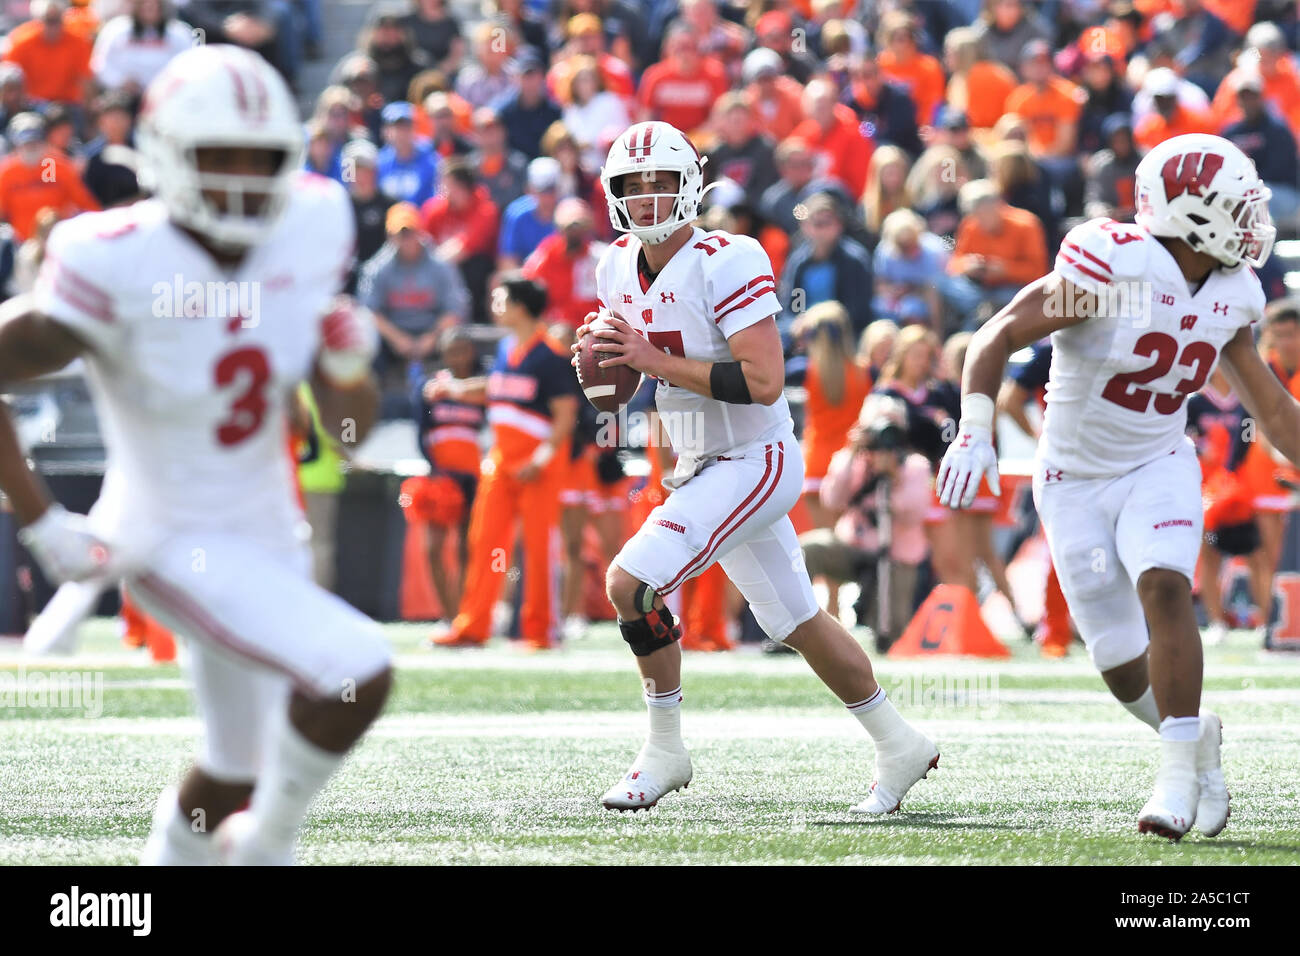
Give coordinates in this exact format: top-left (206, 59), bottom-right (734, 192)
top-left (939, 133), bottom-right (1300, 840)
top-left (0, 46), bottom-right (392, 864)
top-left (573, 121), bottom-right (939, 814)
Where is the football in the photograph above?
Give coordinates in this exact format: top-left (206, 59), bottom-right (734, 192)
top-left (575, 315), bottom-right (642, 413)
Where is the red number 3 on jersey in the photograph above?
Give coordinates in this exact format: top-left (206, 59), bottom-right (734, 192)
top-left (214, 347), bottom-right (271, 446)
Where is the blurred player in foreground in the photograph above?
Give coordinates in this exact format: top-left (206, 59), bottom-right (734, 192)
top-left (576, 121), bottom-right (938, 814)
top-left (938, 134), bottom-right (1300, 840)
top-left (0, 46), bottom-right (392, 864)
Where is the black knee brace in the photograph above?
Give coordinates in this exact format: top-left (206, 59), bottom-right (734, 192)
top-left (619, 583), bottom-right (682, 657)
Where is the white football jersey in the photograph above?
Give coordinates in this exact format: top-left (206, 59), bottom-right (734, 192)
top-left (33, 171), bottom-right (355, 562)
top-left (1043, 217), bottom-right (1265, 478)
top-left (595, 226), bottom-right (792, 461)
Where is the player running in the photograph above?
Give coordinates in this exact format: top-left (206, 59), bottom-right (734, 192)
top-left (938, 133), bottom-right (1300, 839)
top-left (575, 121), bottom-right (938, 814)
top-left (0, 46), bottom-right (392, 864)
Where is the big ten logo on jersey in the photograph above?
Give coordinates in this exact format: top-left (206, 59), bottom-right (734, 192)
top-left (487, 370), bottom-right (539, 403)
top-left (151, 274), bottom-right (265, 330)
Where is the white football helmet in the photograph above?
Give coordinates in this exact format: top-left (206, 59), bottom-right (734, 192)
top-left (136, 45), bottom-right (304, 248)
top-left (600, 121), bottom-right (713, 245)
top-left (1134, 133), bottom-right (1275, 269)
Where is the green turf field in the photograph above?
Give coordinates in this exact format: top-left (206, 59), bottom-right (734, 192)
top-left (2, 620), bottom-right (1298, 865)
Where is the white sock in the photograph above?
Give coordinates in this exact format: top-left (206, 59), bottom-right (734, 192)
top-left (645, 685), bottom-right (683, 751)
top-left (847, 687), bottom-right (911, 751)
top-left (1159, 714), bottom-right (1201, 743)
top-left (247, 710), bottom-right (345, 851)
top-left (1121, 686), bottom-right (1160, 731)
top-left (140, 786), bottom-right (216, 866)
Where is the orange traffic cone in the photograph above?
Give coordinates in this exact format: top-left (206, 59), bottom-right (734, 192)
top-left (889, 584), bottom-right (1012, 659)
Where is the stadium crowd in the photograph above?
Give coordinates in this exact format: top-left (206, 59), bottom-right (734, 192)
top-left (4, 0), bottom-right (1300, 654)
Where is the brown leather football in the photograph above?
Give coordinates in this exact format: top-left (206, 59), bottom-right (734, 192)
top-left (575, 318), bottom-right (642, 413)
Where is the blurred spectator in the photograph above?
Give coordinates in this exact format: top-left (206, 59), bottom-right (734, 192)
top-left (1006, 39), bottom-right (1085, 170)
top-left (0, 112), bottom-right (99, 240)
top-left (81, 90), bottom-right (139, 207)
top-left (1134, 66), bottom-right (1216, 151)
top-left (408, 68), bottom-right (471, 138)
top-left (3, 0), bottom-right (93, 106)
top-left (359, 201), bottom-right (470, 404)
top-left (12, 204), bottom-right (58, 292)
top-left (753, 8), bottom-right (817, 84)
top-left (1076, 46), bottom-right (1133, 156)
top-left (677, 0), bottom-right (748, 73)
top-left (861, 144), bottom-right (913, 241)
top-left (90, 0), bottom-right (193, 95)
top-left (0, 63), bottom-right (32, 132)
top-left (420, 157), bottom-right (499, 320)
top-left (309, 86), bottom-right (360, 177)
top-left (305, 121), bottom-right (340, 180)
top-left (377, 100), bottom-right (439, 206)
top-left (789, 77), bottom-right (873, 201)
top-left (498, 154), bottom-right (559, 269)
top-left (942, 25), bottom-right (1017, 132)
top-left (944, 178), bottom-right (1047, 329)
top-left (183, 1), bottom-right (298, 84)
top-left (778, 191), bottom-right (873, 338)
top-left (1221, 70), bottom-right (1300, 229)
top-left (844, 52), bottom-right (921, 158)
top-left (742, 46), bottom-right (805, 142)
top-left (905, 143), bottom-right (967, 240)
top-left (562, 54), bottom-right (630, 173)
top-left (637, 23), bottom-right (728, 134)
top-left (402, 0), bottom-right (463, 73)
top-left (802, 411), bottom-right (931, 643)
top-left (43, 101), bottom-right (80, 159)
top-left (424, 91), bottom-right (474, 157)
top-left (1083, 113), bottom-right (1139, 222)
top-left (1211, 21), bottom-right (1300, 139)
top-left (872, 208), bottom-right (948, 332)
top-left (705, 92), bottom-right (779, 200)
top-left (493, 46), bottom-right (560, 159)
top-left (341, 139), bottom-right (395, 294)
top-left (540, 121), bottom-right (597, 203)
top-left (972, 0), bottom-right (1050, 71)
top-left (988, 138), bottom-right (1056, 252)
top-left (355, 2), bottom-right (431, 104)
top-left (932, 107), bottom-right (988, 180)
top-left (1131, 63), bottom-right (1209, 124)
top-left (328, 57), bottom-right (385, 141)
top-left (554, 0), bottom-right (650, 74)
top-left (470, 106), bottom-right (529, 213)
top-left (521, 197), bottom-right (605, 327)
top-left (486, 0), bottom-right (545, 64)
top-left (1153, 0), bottom-right (1239, 96)
top-left (876, 10), bottom-right (946, 127)
top-left (548, 13), bottom-right (634, 106)
top-left (858, 318), bottom-right (899, 381)
top-left (456, 20), bottom-right (517, 109)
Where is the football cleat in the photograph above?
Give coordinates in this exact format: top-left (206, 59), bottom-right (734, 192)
top-left (1195, 710), bottom-right (1230, 837)
top-left (600, 743), bottom-right (693, 812)
top-left (214, 811), bottom-right (295, 866)
top-left (1138, 763), bottom-right (1199, 840)
top-left (851, 728), bottom-right (940, 815)
top-left (1203, 621), bottom-right (1229, 646)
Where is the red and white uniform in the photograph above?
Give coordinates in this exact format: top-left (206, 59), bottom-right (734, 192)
top-left (1033, 217), bottom-right (1265, 670)
top-left (599, 227), bottom-right (818, 640)
top-left (33, 174), bottom-right (390, 779)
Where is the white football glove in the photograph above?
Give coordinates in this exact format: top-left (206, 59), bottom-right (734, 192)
top-left (936, 394), bottom-right (1001, 509)
top-left (318, 295), bottom-right (379, 387)
top-left (16, 504), bottom-right (113, 585)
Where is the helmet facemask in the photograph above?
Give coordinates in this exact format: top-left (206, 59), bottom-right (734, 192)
top-left (606, 160), bottom-right (714, 245)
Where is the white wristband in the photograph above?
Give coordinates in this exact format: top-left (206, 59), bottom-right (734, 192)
top-left (958, 392), bottom-right (995, 432)
top-left (530, 443), bottom-right (555, 468)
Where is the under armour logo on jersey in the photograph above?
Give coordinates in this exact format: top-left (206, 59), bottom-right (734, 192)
top-left (958, 433), bottom-right (971, 448)
top-left (1180, 314), bottom-right (1197, 330)
top-left (1045, 468), bottom-right (1064, 482)
top-left (1213, 302), bottom-right (1228, 315)
top-left (660, 292), bottom-right (675, 303)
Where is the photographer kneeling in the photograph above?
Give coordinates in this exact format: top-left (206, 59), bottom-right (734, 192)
top-left (799, 399), bottom-right (932, 651)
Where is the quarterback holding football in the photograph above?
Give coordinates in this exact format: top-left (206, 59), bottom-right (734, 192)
top-left (573, 121), bottom-right (939, 815)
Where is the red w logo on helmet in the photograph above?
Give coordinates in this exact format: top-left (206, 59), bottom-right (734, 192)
top-left (1161, 152), bottom-right (1224, 202)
